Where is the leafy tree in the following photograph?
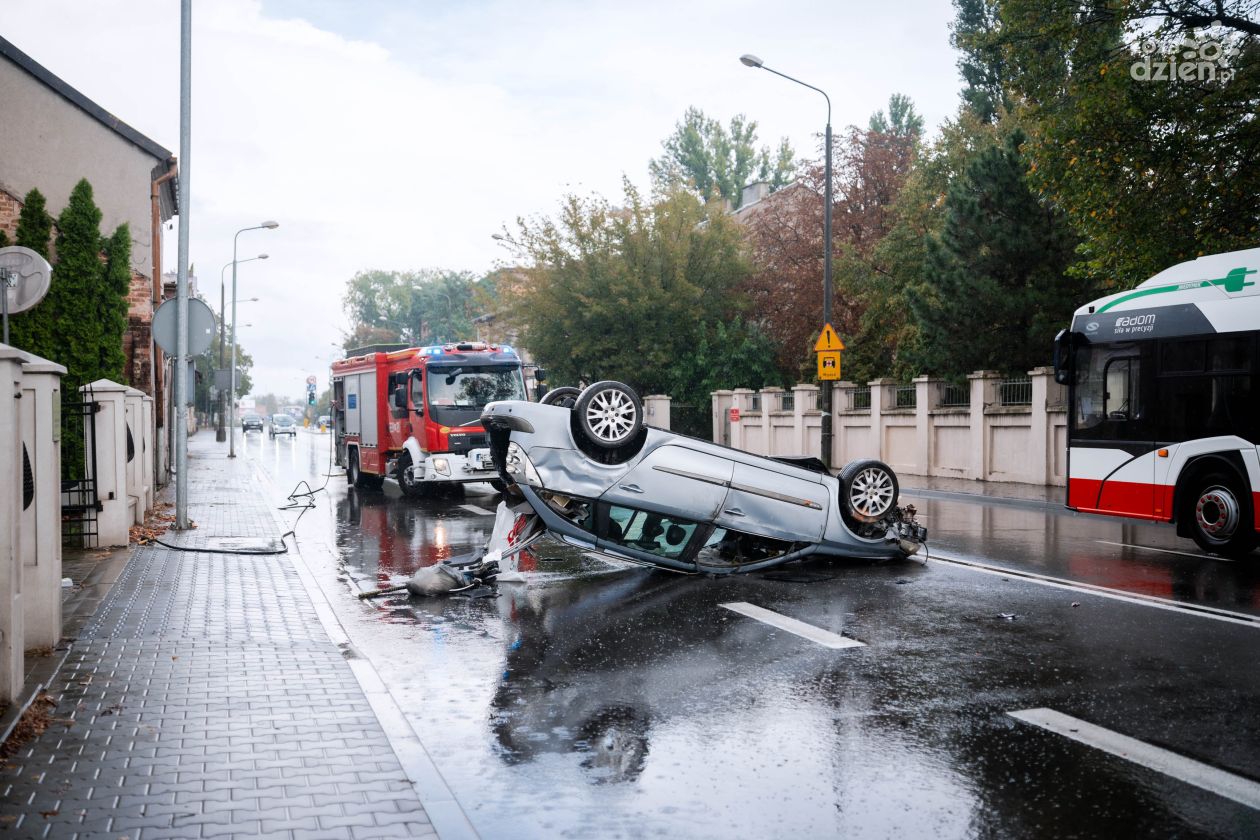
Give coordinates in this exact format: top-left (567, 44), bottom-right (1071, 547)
top-left (975, 0), bottom-right (1260, 284)
top-left (101, 224), bottom-right (131, 383)
top-left (951, 0), bottom-right (1010, 122)
top-left (500, 182), bottom-right (752, 397)
top-left (9, 180), bottom-right (122, 384)
top-left (15, 188), bottom-right (53, 258)
top-left (649, 107), bottom-right (795, 207)
top-left (910, 130), bottom-right (1087, 376)
top-left (665, 317), bottom-right (781, 437)
top-left (0, 231), bottom-right (7, 248)
top-left (341, 268), bottom-right (476, 351)
top-left (742, 95), bottom-right (922, 379)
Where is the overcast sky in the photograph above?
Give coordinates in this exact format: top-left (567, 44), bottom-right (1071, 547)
top-left (3, 0), bottom-right (963, 398)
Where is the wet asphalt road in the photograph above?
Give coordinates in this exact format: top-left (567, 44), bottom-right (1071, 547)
top-left (243, 430), bottom-right (1260, 839)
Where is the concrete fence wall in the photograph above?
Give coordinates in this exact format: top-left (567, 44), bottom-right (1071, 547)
top-left (712, 367), bottom-right (1068, 486)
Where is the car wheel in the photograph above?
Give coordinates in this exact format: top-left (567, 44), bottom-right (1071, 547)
top-left (540, 386), bottom-right (581, 408)
top-left (397, 450), bottom-right (428, 499)
top-left (838, 459), bottom-right (899, 524)
top-left (574, 381), bottom-right (643, 450)
top-left (1186, 470), bottom-right (1256, 557)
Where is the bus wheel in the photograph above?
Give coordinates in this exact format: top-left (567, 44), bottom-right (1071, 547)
top-left (1188, 472), bottom-right (1257, 557)
top-left (397, 451), bottom-right (427, 499)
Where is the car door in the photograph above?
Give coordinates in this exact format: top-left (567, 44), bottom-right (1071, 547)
top-left (598, 444), bottom-right (733, 521)
top-left (714, 461), bottom-right (829, 543)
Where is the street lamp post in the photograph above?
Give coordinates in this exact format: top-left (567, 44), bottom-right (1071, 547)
top-left (228, 221), bottom-right (279, 458)
top-left (218, 256), bottom-right (266, 442)
top-left (740, 53), bottom-right (834, 469)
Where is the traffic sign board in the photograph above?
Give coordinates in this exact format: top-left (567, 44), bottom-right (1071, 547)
top-left (306, 374), bottom-right (317, 385)
top-left (817, 350), bottom-right (841, 381)
top-left (814, 323), bottom-right (845, 352)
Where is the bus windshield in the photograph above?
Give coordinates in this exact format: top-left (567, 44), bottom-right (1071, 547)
top-left (427, 365), bottom-right (525, 409)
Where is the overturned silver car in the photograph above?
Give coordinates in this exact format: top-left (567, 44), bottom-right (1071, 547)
top-left (481, 381), bottom-right (925, 575)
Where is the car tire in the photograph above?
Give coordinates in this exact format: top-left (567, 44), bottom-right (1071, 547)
top-left (1185, 470), bottom-right (1256, 557)
top-left (573, 381), bottom-right (643, 450)
top-left (838, 459), bottom-right (899, 524)
top-left (397, 450), bottom-right (428, 499)
top-left (540, 386), bottom-right (581, 409)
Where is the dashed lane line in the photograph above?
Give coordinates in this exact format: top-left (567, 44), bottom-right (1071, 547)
top-left (1009, 708), bottom-right (1260, 810)
top-left (1095, 539), bottom-right (1232, 562)
top-left (459, 504), bottom-right (496, 516)
top-left (928, 553), bottom-right (1260, 629)
top-left (721, 602), bottom-right (865, 650)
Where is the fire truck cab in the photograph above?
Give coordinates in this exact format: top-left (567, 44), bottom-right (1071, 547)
top-left (331, 342), bottom-right (529, 496)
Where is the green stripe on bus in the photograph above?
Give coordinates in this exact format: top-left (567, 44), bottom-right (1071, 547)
top-left (1096, 266), bottom-right (1257, 313)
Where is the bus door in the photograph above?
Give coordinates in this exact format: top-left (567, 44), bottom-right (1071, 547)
top-left (1070, 341), bottom-right (1159, 519)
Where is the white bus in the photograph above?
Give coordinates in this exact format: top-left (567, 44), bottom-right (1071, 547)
top-left (1053, 247), bottom-right (1259, 557)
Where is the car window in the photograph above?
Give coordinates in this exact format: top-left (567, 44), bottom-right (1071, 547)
top-left (605, 505), bottom-right (698, 560)
top-left (694, 528), bottom-right (796, 569)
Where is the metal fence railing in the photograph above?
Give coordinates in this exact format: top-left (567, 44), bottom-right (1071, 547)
top-left (998, 376), bottom-right (1033, 406)
top-left (894, 385), bottom-right (917, 409)
top-left (939, 382), bottom-right (970, 408)
top-left (799, 389), bottom-right (818, 412)
top-left (777, 392), bottom-right (794, 412)
top-left (749, 393), bottom-right (761, 411)
top-left (848, 387), bottom-right (871, 411)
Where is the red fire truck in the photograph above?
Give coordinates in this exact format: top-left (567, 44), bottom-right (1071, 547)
top-left (330, 342), bottom-right (532, 496)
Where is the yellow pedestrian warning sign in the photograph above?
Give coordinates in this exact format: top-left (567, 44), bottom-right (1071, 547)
top-left (814, 323), bottom-right (845, 352)
top-left (817, 350), bottom-right (841, 381)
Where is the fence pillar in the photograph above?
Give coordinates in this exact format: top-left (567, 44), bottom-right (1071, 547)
top-left (141, 395), bottom-right (155, 511)
top-left (729, 388), bottom-right (755, 451)
top-left (968, 370), bottom-right (1001, 481)
top-left (644, 394), bottom-right (671, 432)
top-left (711, 390), bottom-right (733, 445)
top-left (124, 387), bottom-right (148, 525)
top-left (868, 378), bottom-right (895, 463)
top-left (912, 376), bottom-right (935, 478)
top-left (82, 379), bottom-right (131, 547)
top-left (0, 347), bottom-right (26, 702)
top-left (1028, 367), bottom-right (1053, 485)
top-left (18, 352), bottom-right (66, 651)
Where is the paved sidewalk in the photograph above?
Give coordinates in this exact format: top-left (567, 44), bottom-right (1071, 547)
top-left (0, 436), bottom-right (437, 839)
top-left (899, 473), bottom-right (1063, 507)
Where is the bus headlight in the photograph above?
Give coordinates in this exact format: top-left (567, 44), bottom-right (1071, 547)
top-left (431, 457), bottom-right (451, 476)
top-left (505, 442), bottom-right (542, 487)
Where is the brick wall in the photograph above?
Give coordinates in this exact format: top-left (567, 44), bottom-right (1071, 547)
top-left (125, 271), bottom-right (154, 394)
top-left (0, 188), bottom-right (19, 241)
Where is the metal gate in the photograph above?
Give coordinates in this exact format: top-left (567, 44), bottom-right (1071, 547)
top-left (61, 383), bottom-right (101, 547)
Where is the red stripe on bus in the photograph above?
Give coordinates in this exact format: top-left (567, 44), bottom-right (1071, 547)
top-left (1068, 478), bottom-right (1174, 522)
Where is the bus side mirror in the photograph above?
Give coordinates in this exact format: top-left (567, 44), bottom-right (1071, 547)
top-left (535, 368), bottom-right (547, 383)
top-left (1053, 329), bottom-right (1073, 386)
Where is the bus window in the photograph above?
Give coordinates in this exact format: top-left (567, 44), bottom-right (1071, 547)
top-left (1103, 357), bottom-right (1140, 420)
top-left (1073, 343), bottom-right (1146, 439)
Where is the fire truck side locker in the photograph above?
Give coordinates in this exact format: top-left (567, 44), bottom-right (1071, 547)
top-left (342, 369), bottom-right (377, 449)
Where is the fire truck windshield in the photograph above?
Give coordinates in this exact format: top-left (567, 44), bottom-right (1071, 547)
top-left (427, 366), bottom-right (525, 418)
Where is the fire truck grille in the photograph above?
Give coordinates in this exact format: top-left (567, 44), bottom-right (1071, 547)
top-left (446, 432), bottom-right (488, 454)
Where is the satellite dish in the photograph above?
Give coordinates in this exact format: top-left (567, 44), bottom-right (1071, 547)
top-left (153, 297), bottom-right (217, 356)
top-left (0, 246), bottom-right (53, 315)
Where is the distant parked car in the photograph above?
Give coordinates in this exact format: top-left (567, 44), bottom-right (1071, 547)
top-left (317, 414), bottom-right (331, 431)
top-left (270, 413), bottom-right (297, 438)
top-left (480, 381), bottom-right (926, 575)
top-left (241, 413), bottom-right (264, 433)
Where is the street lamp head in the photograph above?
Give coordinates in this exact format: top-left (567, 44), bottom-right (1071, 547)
top-left (261, 220), bottom-right (279, 229)
top-left (739, 54), bottom-right (763, 68)
top-left (258, 253), bottom-right (269, 259)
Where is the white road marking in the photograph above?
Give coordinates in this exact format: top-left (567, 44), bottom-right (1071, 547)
top-left (1095, 539), bottom-right (1231, 562)
top-left (928, 553), bottom-right (1260, 629)
top-left (721, 602), bottom-right (864, 650)
top-left (1009, 708), bottom-right (1260, 811)
top-left (459, 504), bottom-right (496, 516)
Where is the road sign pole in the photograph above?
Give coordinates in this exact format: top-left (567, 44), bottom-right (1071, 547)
top-left (174, 0), bottom-right (192, 529)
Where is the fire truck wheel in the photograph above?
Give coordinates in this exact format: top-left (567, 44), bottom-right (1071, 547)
top-left (1186, 470), bottom-right (1257, 557)
top-left (540, 386), bottom-right (581, 409)
top-left (397, 451), bottom-right (428, 499)
top-left (348, 449), bottom-right (382, 490)
top-left (574, 381), bottom-right (643, 450)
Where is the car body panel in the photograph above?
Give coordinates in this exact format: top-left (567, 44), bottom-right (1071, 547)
top-left (482, 399), bottom-right (923, 573)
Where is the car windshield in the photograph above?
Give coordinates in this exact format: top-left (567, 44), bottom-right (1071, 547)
top-left (273, 415), bottom-right (293, 426)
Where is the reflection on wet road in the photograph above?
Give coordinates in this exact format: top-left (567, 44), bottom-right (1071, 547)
top-left (249, 431), bottom-right (1260, 839)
